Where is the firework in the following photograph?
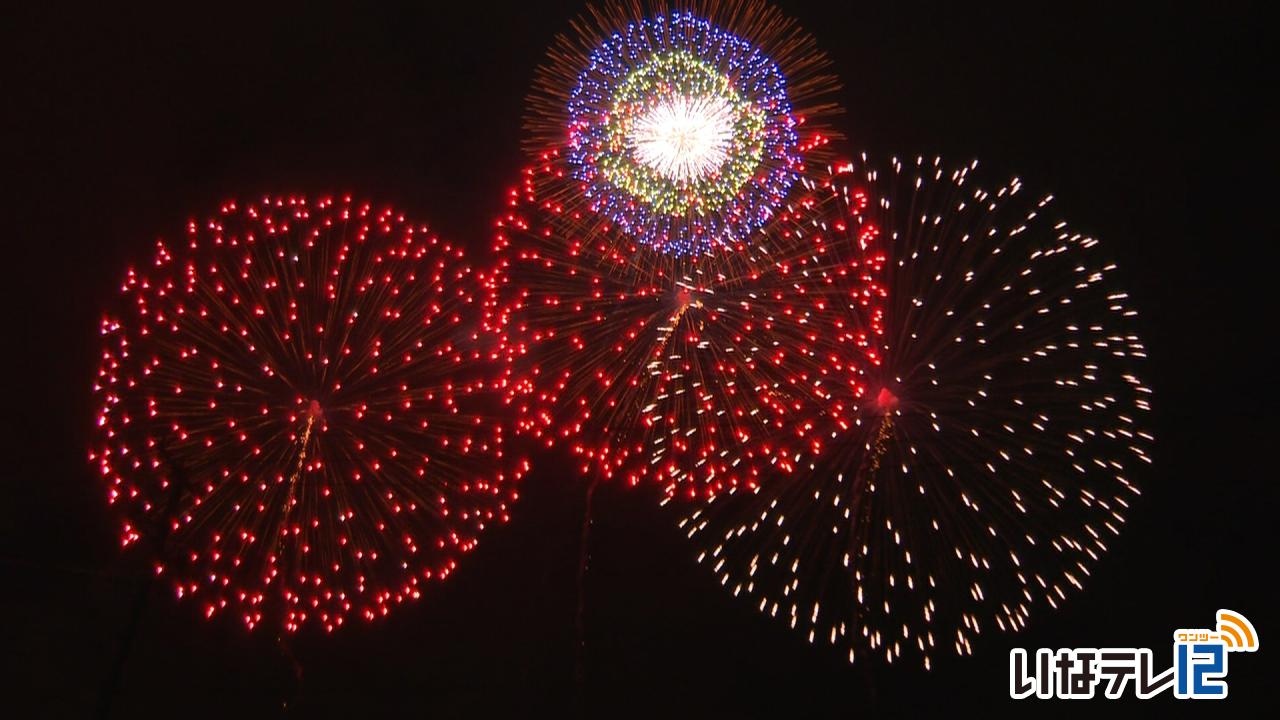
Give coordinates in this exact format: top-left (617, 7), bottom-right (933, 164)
top-left (677, 155), bottom-right (1153, 667)
top-left (495, 161), bottom-right (885, 499)
top-left (525, 0), bottom-right (840, 255)
top-left (89, 195), bottom-right (527, 633)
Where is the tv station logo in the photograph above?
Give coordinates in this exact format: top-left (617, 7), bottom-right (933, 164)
top-left (1010, 609), bottom-right (1259, 700)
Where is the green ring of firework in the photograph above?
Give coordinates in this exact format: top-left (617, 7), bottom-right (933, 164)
top-left (597, 50), bottom-right (768, 217)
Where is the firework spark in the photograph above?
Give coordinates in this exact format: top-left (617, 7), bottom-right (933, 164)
top-left (89, 195), bottom-right (527, 632)
top-left (677, 155), bottom-right (1153, 668)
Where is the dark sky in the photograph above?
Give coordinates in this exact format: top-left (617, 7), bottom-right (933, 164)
top-left (2, 1), bottom-right (1272, 717)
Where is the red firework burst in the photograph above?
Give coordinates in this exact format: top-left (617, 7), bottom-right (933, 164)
top-left (89, 195), bottom-right (527, 633)
top-left (494, 158), bottom-right (886, 499)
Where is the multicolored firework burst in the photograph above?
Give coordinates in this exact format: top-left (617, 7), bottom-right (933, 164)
top-left (89, 195), bottom-right (527, 632)
top-left (495, 160), bottom-right (885, 499)
top-left (525, 0), bottom-right (840, 255)
top-left (677, 155), bottom-right (1153, 667)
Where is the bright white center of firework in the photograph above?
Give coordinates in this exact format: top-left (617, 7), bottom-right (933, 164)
top-left (629, 95), bottom-right (736, 182)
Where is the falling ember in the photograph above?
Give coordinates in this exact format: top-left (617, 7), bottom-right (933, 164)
top-left (88, 194), bottom-right (528, 632)
top-left (874, 387), bottom-right (899, 414)
top-left (305, 399), bottom-right (324, 422)
top-left (677, 155), bottom-right (1153, 668)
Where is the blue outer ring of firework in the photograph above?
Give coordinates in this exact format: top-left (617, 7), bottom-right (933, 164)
top-left (565, 11), bottom-right (800, 256)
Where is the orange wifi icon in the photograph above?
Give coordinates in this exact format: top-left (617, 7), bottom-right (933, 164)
top-left (1217, 610), bottom-right (1259, 651)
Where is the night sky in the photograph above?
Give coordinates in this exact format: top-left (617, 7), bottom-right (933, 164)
top-left (3, 1), bottom-right (1272, 717)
